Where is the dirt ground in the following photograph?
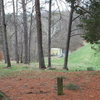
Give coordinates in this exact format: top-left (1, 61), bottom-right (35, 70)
top-left (0, 70), bottom-right (100, 100)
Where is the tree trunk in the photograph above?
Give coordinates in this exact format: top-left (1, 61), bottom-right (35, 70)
top-left (64, 1), bottom-right (74, 70)
top-left (28, 5), bottom-right (34, 64)
top-left (48, 0), bottom-right (52, 68)
top-left (20, 43), bottom-right (23, 63)
top-left (35, 0), bottom-right (46, 69)
top-left (22, 0), bottom-right (29, 64)
top-left (20, 32), bottom-right (23, 63)
top-left (0, 1), bottom-right (7, 63)
top-left (34, 36), bottom-right (38, 62)
top-left (2, 40), bottom-right (7, 63)
top-left (12, 0), bottom-right (19, 63)
top-left (1, 0), bottom-right (11, 67)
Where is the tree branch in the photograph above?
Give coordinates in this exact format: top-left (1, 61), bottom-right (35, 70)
top-left (70, 33), bottom-right (83, 37)
top-left (72, 15), bottom-right (81, 21)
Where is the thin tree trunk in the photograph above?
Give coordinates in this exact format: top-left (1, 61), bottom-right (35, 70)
top-left (0, 3), bottom-right (6, 63)
top-left (12, 0), bottom-right (19, 63)
top-left (2, 39), bottom-right (7, 63)
top-left (20, 32), bottom-right (23, 63)
top-left (0, 1), bottom-right (1, 30)
top-left (34, 36), bottom-right (38, 62)
top-left (64, 1), bottom-right (74, 70)
top-left (20, 43), bottom-right (23, 63)
top-left (28, 6), bottom-right (34, 63)
top-left (1, 0), bottom-right (11, 67)
top-left (48, 0), bottom-right (52, 68)
top-left (22, 0), bottom-right (29, 64)
top-left (35, 0), bottom-right (46, 69)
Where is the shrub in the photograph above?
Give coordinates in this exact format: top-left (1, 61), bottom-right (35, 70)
top-left (87, 67), bottom-right (94, 71)
top-left (66, 83), bottom-right (80, 90)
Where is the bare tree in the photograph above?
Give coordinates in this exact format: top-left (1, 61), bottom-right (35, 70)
top-left (64, 0), bottom-right (75, 70)
top-left (0, 2), bottom-right (2, 32)
top-left (20, 32), bottom-right (24, 63)
top-left (22, 0), bottom-right (29, 64)
top-left (48, 0), bottom-right (52, 68)
top-left (28, 4), bottom-right (34, 63)
top-left (35, 0), bottom-right (46, 69)
top-left (12, 0), bottom-right (19, 63)
top-left (1, 0), bottom-right (11, 67)
top-left (0, 0), bottom-right (7, 63)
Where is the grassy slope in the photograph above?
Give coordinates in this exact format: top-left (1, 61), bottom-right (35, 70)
top-left (68, 44), bottom-right (100, 70)
top-left (45, 43), bottom-right (100, 70)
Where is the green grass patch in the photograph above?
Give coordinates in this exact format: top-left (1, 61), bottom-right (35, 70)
top-left (68, 43), bottom-right (100, 71)
top-left (0, 62), bottom-right (38, 78)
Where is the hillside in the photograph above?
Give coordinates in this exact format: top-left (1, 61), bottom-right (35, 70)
top-left (69, 44), bottom-right (100, 70)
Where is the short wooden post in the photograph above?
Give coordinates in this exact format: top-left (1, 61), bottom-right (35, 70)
top-left (57, 77), bottom-right (64, 95)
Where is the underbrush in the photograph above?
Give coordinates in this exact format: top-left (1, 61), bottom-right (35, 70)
top-left (65, 83), bottom-right (80, 90)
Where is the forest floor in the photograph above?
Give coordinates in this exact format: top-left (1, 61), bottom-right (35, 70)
top-left (0, 70), bottom-right (100, 100)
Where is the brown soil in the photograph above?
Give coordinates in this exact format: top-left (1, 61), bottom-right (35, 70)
top-left (0, 71), bottom-right (100, 100)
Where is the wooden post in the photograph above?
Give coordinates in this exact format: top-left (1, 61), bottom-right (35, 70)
top-left (57, 77), bottom-right (64, 95)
